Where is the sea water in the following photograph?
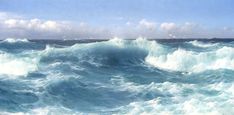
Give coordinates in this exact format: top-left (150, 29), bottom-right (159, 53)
top-left (0, 38), bottom-right (233, 115)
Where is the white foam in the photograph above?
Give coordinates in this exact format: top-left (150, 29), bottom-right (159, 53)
top-left (120, 92), bottom-right (233, 115)
top-left (113, 76), bottom-right (234, 115)
top-left (111, 76), bottom-right (183, 94)
top-left (188, 40), bottom-right (218, 48)
top-left (145, 46), bottom-right (234, 72)
top-left (2, 38), bottom-right (30, 43)
top-left (1, 106), bottom-right (84, 115)
top-left (0, 52), bottom-right (38, 77)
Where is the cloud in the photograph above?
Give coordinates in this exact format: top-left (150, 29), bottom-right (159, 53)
top-left (0, 12), bottom-right (234, 39)
top-left (0, 12), bottom-right (112, 39)
top-left (0, 12), bottom-right (9, 20)
top-left (138, 19), bottom-right (157, 30)
top-left (117, 21), bottom-right (234, 39)
top-left (115, 21), bottom-right (203, 38)
top-left (3, 19), bottom-right (64, 32)
top-left (160, 22), bottom-right (176, 31)
top-left (113, 19), bottom-right (158, 39)
top-left (0, 12), bottom-right (21, 20)
top-left (0, 19), bottom-right (68, 39)
top-left (159, 22), bottom-right (202, 38)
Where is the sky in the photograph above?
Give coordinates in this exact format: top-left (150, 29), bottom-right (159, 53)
top-left (0, 0), bottom-right (234, 39)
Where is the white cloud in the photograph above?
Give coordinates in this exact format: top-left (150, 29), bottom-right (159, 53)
top-left (138, 19), bottom-right (157, 30)
top-left (0, 12), bottom-right (112, 39)
top-left (0, 12), bottom-right (234, 39)
top-left (3, 19), bottom-right (67, 32)
top-left (126, 22), bottom-right (131, 26)
top-left (0, 11), bottom-right (21, 20)
top-left (114, 20), bottom-right (158, 39)
top-left (159, 22), bottom-right (207, 38)
top-left (160, 22), bottom-right (177, 31)
top-left (0, 12), bottom-right (9, 20)
top-left (107, 20), bottom-right (234, 39)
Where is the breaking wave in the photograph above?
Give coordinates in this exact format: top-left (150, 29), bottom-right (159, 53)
top-left (146, 46), bottom-right (234, 72)
top-left (0, 51), bottom-right (39, 77)
top-left (1, 38), bottom-right (30, 43)
top-left (0, 38), bottom-right (233, 114)
top-left (42, 38), bottom-right (234, 72)
top-left (188, 40), bottom-right (218, 48)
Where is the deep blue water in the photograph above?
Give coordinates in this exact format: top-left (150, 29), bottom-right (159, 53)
top-left (0, 38), bottom-right (233, 115)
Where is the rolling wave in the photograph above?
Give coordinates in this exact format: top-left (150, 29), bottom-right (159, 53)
top-left (0, 38), bottom-right (233, 114)
top-left (40, 38), bottom-right (234, 72)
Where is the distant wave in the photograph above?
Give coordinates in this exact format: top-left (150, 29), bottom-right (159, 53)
top-left (1, 38), bottom-right (30, 43)
top-left (188, 40), bottom-right (218, 48)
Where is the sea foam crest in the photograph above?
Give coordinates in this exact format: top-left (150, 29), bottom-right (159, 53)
top-left (106, 38), bottom-right (234, 72)
top-left (145, 46), bottom-right (234, 72)
top-left (0, 106), bottom-right (82, 115)
top-left (188, 40), bottom-right (218, 48)
top-left (0, 52), bottom-right (38, 77)
top-left (2, 38), bottom-right (30, 43)
top-left (115, 76), bottom-right (234, 115)
top-left (121, 97), bottom-right (232, 115)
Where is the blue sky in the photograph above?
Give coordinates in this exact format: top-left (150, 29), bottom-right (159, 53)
top-left (0, 0), bottom-right (234, 39)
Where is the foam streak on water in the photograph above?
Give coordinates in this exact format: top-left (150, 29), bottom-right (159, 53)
top-left (0, 38), bottom-right (233, 115)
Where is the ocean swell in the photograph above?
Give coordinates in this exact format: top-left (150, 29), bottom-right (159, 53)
top-left (40, 38), bottom-right (234, 73)
top-left (0, 38), bottom-right (233, 114)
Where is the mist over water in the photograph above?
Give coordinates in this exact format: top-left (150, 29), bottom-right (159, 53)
top-left (0, 38), bottom-right (233, 115)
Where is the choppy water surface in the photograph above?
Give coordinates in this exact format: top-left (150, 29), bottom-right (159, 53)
top-left (0, 38), bottom-right (233, 115)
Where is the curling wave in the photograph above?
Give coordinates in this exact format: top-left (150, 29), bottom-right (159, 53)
top-left (40, 38), bottom-right (234, 72)
top-left (0, 38), bottom-right (233, 115)
top-left (146, 46), bottom-right (234, 72)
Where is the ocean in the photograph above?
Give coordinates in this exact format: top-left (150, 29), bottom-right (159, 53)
top-left (0, 38), bottom-right (233, 115)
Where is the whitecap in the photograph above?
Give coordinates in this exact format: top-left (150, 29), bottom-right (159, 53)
top-left (1, 38), bottom-right (30, 43)
top-left (188, 40), bottom-right (218, 48)
top-left (114, 76), bottom-right (234, 115)
top-left (145, 46), bottom-right (234, 72)
top-left (0, 106), bottom-right (84, 115)
top-left (0, 52), bottom-right (38, 78)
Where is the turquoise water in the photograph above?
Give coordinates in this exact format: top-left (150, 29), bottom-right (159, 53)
top-left (0, 38), bottom-right (233, 115)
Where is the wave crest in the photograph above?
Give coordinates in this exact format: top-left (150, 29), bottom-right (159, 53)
top-left (38, 38), bottom-right (234, 72)
top-left (1, 38), bottom-right (30, 43)
top-left (146, 46), bottom-right (234, 72)
top-left (188, 40), bottom-right (218, 48)
top-left (0, 51), bottom-right (38, 77)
